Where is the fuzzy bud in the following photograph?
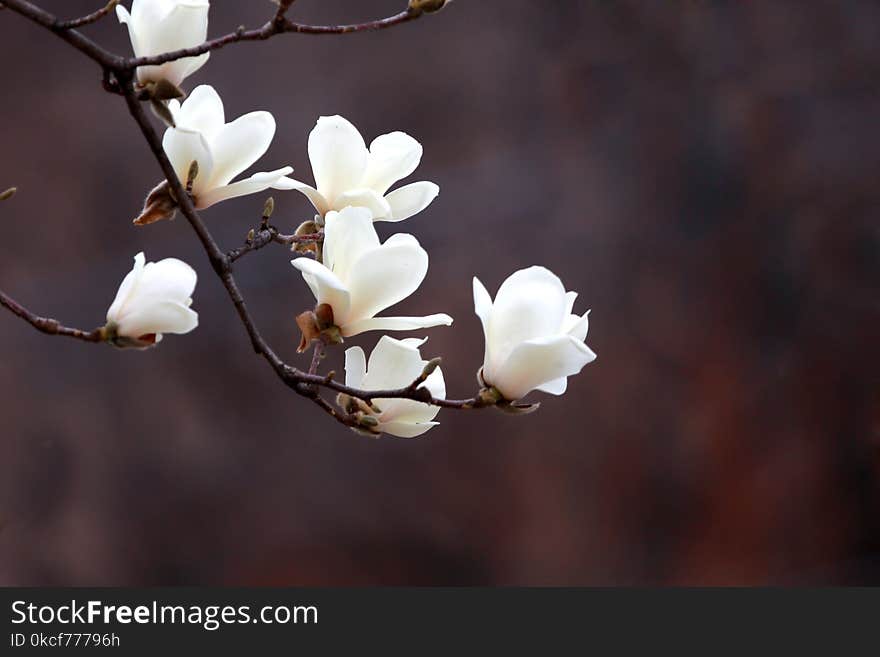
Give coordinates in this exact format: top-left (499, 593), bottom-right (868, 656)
top-left (133, 180), bottom-right (177, 226)
top-left (409, 0), bottom-right (450, 14)
top-left (0, 187), bottom-right (16, 201)
top-left (262, 196), bottom-right (275, 220)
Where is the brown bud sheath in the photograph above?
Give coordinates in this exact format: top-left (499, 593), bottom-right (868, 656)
top-left (150, 78), bottom-right (185, 101)
top-left (133, 180), bottom-right (178, 226)
top-left (315, 303), bottom-right (335, 330)
top-left (296, 310), bottom-right (320, 353)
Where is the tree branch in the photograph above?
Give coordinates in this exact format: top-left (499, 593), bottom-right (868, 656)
top-left (56, 0), bottom-right (119, 30)
top-left (0, 289), bottom-right (104, 342)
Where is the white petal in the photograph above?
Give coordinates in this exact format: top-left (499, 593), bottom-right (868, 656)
top-left (271, 178), bottom-right (329, 216)
top-left (485, 266), bottom-right (567, 376)
top-left (362, 335), bottom-right (426, 390)
top-left (535, 377), bottom-right (568, 395)
top-left (171, 85), bottom-right (225, 137)
top-left (472, 276), bottom-right (493, 340)
top-left (205, 111), bottom-right (277, 189)
top-left (151, 2), bottom-right (210, 54)
top-left (333, 188), bottom-right (392, 220)
top-left (377, 366), bottom-right (445, 424)
top-left (178, 51), bottom-right (210, 81)
top-left (322, 207), bottom-right (380, 282)
top-left (361, 131), bottom-right (423, 195)
top-left (490, 335), bottom-right (597, 401)
top-left (138, 2), bottom-right (210, 86)
top-left (137, 257), bottom-right (198, 306)
top-left (564, 291), bottom-right (578, 317)
top-left (377, 420), bottom-right (440, 439)
top-left (117, 301), bottom-right (198, 339)
top-left (290, 257), bottom-right (351, 324)
top-left (116, 5), bottom-right (145, 57)
top-left (196, 167), bottom-right (293, 209)
top-left (382, 181), bottom-right (439, 222)
top-left (162, 127), bottom-right (214, 195)
top-left (131, 0), bottom-right (174, 29)
top-left (308, 115), bottom-right (368, 204)
top-left (344, 346), bottom-right (367, 389)
top-left (345, 233), bottom-right (428, 322)
top-left (107, 252), bottom-right (146, 323)
top-left (342, 314), bottom-right (453, 338)
top-left (564, 311), bottom-right (590, 342)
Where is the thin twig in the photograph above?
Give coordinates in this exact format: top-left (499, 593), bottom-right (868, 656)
top-left (124, 10), bottom-right (422, 70)
top-left (227, 225), bottom-right (323, 263)
top-left (0, 290), bottom-right (103, 342)
top-left (309, 340), bottom-right (325, 376)
top-left (56, 0), bottom-right (118, 30)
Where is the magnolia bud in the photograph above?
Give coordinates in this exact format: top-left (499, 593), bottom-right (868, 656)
top-left (421, 357), bottom-right (442, 379)
top-left (294, 220), bottom-right (319, 237)
top-left (133, 180), bottom-right (177, 226)
top-left (0, 187), bottom-right (16, 201)
top-left (262, 196), bottom-right (275, 220)
top-left (409, 0), bottom-right (450, 14)
top-left (293, 220), bottom-right (322, 257)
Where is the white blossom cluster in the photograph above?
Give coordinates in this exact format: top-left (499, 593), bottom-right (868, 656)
top-left (105, 0), bottom-right (596, 436)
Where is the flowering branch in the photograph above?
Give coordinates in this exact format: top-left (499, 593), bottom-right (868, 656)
top-left (0, 0), bottom-right (597, 437)
top-left (118, 72), bottom-right (481, 428)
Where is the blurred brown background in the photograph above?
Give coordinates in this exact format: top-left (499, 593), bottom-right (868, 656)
top-left (1, 0), bottom-right (878, 585)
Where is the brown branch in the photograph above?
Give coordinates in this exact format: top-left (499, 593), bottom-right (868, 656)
top-left (308, 340), bottom-right (325, 375)
top-left (227, 225), bottom-right (323, 264)
top-left (0, 0), bottom-right (486, 433)
top-left (56, 0), bottom-right (119, 30)
top-left (0, 289), bottom-right (104, 342)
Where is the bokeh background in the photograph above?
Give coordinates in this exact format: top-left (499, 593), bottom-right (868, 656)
top-left (1, 0), bottom-right (878, 585)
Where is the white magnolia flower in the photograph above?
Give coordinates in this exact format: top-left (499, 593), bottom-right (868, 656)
top-left (292, 206), bottom-right (453, 337)
top-left (473, 266), bottom-right (596, 401)
top-left (276, 115), bottom-right (439, 222)
top-left (106, 252), bottom-right (198, 345)
top-left (163, 85), bottom-right (293, 209)
top-left (117, 0), bottom-right (211, 88)
top-left (345, 336), bottom-right (446, 438)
